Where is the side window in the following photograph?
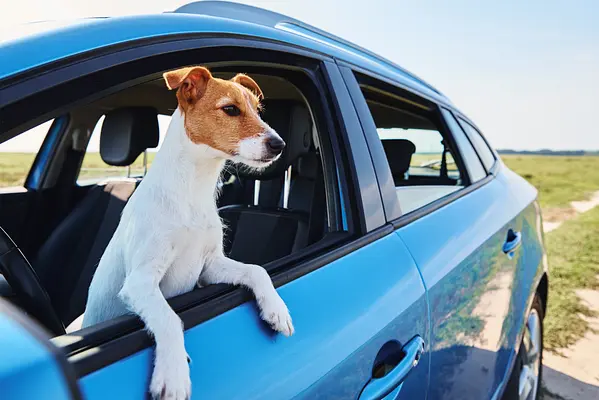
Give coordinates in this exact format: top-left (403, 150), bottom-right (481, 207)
top-left (77, 114), bottom-right (170, 184)
top-left (457, 118), bottom-right (496, 171)
top-left (357, 80), bottom-right (468, 213)
top-left (441, 108), bottom-right (487, 182)
top-left (0, 120), bottom-right (53, 189)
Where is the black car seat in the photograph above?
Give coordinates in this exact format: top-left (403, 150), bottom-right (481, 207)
top-left (220, 100), bottom-right (318, 266)
top-left (382, 139), bottom-right (416, 185)
top-left (34, 107), bottom-right (159, 326)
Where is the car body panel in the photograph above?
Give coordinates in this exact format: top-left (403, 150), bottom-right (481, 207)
top-left (0, 300), bottom-right (78, 400)
top-left (0, 14), bottom-right (447, 107)
top-left (396, 166), bottom-right (543, 399)
top-left (80, 233), bottom-right (429, 399)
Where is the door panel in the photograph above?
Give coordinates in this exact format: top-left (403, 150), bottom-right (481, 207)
top-left (397, 176), bottom-right (526, 399)
top-left (79, 233), bottom-right (430, 399)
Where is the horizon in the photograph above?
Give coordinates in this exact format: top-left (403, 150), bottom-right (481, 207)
top-left (1, 1), bottom-right (598, 152)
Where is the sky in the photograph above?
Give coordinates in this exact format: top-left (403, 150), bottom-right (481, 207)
top-left (0, 0), bottom-right (598, 152)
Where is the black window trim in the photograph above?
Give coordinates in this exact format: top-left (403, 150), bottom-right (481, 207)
top-left (0, 34), bottom-right (392, 376)
top-left (440, 107), bottom-right (490, 181)
top-left (452, 111), bottom-right (499, 174)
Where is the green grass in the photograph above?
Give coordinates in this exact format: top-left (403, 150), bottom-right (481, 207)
top-left (543, 207), bottom-right (599, 351)
top-left (0, 152), bottom-right (159, 187)
top-left (0, 153), bottom-right (39, 187)
top-left (501, 155), bottom-right (599, 209)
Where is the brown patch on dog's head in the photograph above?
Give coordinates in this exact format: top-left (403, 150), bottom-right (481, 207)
top-left (163, 66), bottom-right (281, 162)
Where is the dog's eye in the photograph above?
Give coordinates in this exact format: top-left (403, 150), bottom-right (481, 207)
top-left (222, 105), bottom-right (241, 117)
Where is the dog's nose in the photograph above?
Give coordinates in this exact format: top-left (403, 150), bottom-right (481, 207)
top-left (267, 136), bottom-right (286, 153)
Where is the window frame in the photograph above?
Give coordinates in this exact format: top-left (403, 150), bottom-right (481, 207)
top-left (0, 34), bottom-right (388, 376)
top-left (454, 114), bottom-right (498, 174)
top-left (440, 107), bottom-right (487, 183)
top-left (339, 62), bottom-right (496, 228)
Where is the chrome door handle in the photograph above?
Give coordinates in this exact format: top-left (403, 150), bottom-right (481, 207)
top-left (359, 336), bottom-right (425, 400)
top-left (503, 229), bottom-right (522, 259)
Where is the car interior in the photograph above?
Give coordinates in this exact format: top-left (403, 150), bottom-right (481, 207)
top-left (0, 66), bottom-right (338, 336)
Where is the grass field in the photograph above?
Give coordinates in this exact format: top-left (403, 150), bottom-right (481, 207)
top-left (2, 151), bottom-right (599, 351)
top-left (0, 152), bottom-right (156, 186)
top-left (501, 155), bottom-right (599, 210)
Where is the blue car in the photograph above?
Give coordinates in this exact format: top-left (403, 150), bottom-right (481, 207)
top-left (0, 2), bottom-right (547, 399)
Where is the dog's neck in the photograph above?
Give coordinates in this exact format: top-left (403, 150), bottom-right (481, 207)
top-left (145, 108), bottom-right (225, 205)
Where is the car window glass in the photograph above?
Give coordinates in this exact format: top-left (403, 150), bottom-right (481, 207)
top-left (458, 118), bottom-right (496, 171)
top-left (0, 120), bottom-right (53, 189)
top-left (441, 109), bottom-right (487, 182)
top-left (77, 114), bottom-right (170, 184)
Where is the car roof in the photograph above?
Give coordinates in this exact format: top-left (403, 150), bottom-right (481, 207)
top-left (0, 1), bottom-right (450, 105)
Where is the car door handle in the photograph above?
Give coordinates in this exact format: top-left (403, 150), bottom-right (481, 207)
top-left (503, 229), bottom-right (522, 258)
top-left (359, 336), bottom-right (425, 400)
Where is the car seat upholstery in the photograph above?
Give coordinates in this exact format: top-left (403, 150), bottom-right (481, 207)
top-left (35, 107), bottom-right (159, 326)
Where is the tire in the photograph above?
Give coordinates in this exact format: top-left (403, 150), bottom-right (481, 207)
top-left (502, 293), bottom-right (544, 400)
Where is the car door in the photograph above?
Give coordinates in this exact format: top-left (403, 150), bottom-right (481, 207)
top-left (0, 298), bottom-right (82, 400)
top-left (342, 67), bottom-right (530, 399)
top-left (10, 42), bottom-right (433, 399)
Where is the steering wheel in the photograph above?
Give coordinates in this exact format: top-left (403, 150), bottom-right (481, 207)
top-left (0, 226), bottom-right (65, 336)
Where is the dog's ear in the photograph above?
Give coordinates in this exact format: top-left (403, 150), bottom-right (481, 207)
top-left (231, 73), bottom-right (264, 100)
top-left (163, 66), bottom-right (212, 103)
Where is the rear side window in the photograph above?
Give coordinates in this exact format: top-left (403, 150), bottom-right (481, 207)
top-left (356, 79), bottom-right (468, 213)
top-left (441, 109), bottom-right (486, 182)
top-left (77, 114), bottom-right (170, 184)
top-left (457, 118), bottom-right (496, 171)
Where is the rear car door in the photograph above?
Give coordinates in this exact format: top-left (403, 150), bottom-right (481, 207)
top-left (343, 68), bottom-right (530, 399)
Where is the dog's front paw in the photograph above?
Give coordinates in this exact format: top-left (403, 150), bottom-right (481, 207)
top-left (150, 349), bottom-right (191, 400)
top-left (260, 292), bottom-right (294, 337)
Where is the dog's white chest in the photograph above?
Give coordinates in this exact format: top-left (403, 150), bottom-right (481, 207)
top-left (159, 214), bottom-right (223, 298)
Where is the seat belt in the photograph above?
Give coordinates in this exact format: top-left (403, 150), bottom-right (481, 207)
top-left (307, 156), bottom-right (326, 245)
top-left (440, 140), bottom-right (449, 180)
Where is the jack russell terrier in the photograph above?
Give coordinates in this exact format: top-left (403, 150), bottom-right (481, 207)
top-left (82, 66), bottom-right (294, 400)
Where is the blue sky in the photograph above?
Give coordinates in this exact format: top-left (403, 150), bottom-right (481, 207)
top-left (1, 0), bottom-right (598, 151)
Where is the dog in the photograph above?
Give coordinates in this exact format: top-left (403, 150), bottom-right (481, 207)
top-left (82, 66), bottom-right (294, 400)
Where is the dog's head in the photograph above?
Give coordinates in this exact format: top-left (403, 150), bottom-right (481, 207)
top-left (163, 66), bottom-right (285, 168)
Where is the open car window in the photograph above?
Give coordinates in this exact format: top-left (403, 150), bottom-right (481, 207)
top-left (355, 77), bottom-right (468, 214)
top-left (0, 41), bottom-right (354, 355)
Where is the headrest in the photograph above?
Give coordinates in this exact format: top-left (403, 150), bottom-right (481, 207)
top-left (100, 107), bottom-right (159, 166)
top-left (239, 100), bottom-right (312, 181)
top-left (382, 139), bottom-right (416, 178)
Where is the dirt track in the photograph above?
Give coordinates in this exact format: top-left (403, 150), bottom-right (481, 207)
top-left (541, 192), bottom-right (599, 399)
